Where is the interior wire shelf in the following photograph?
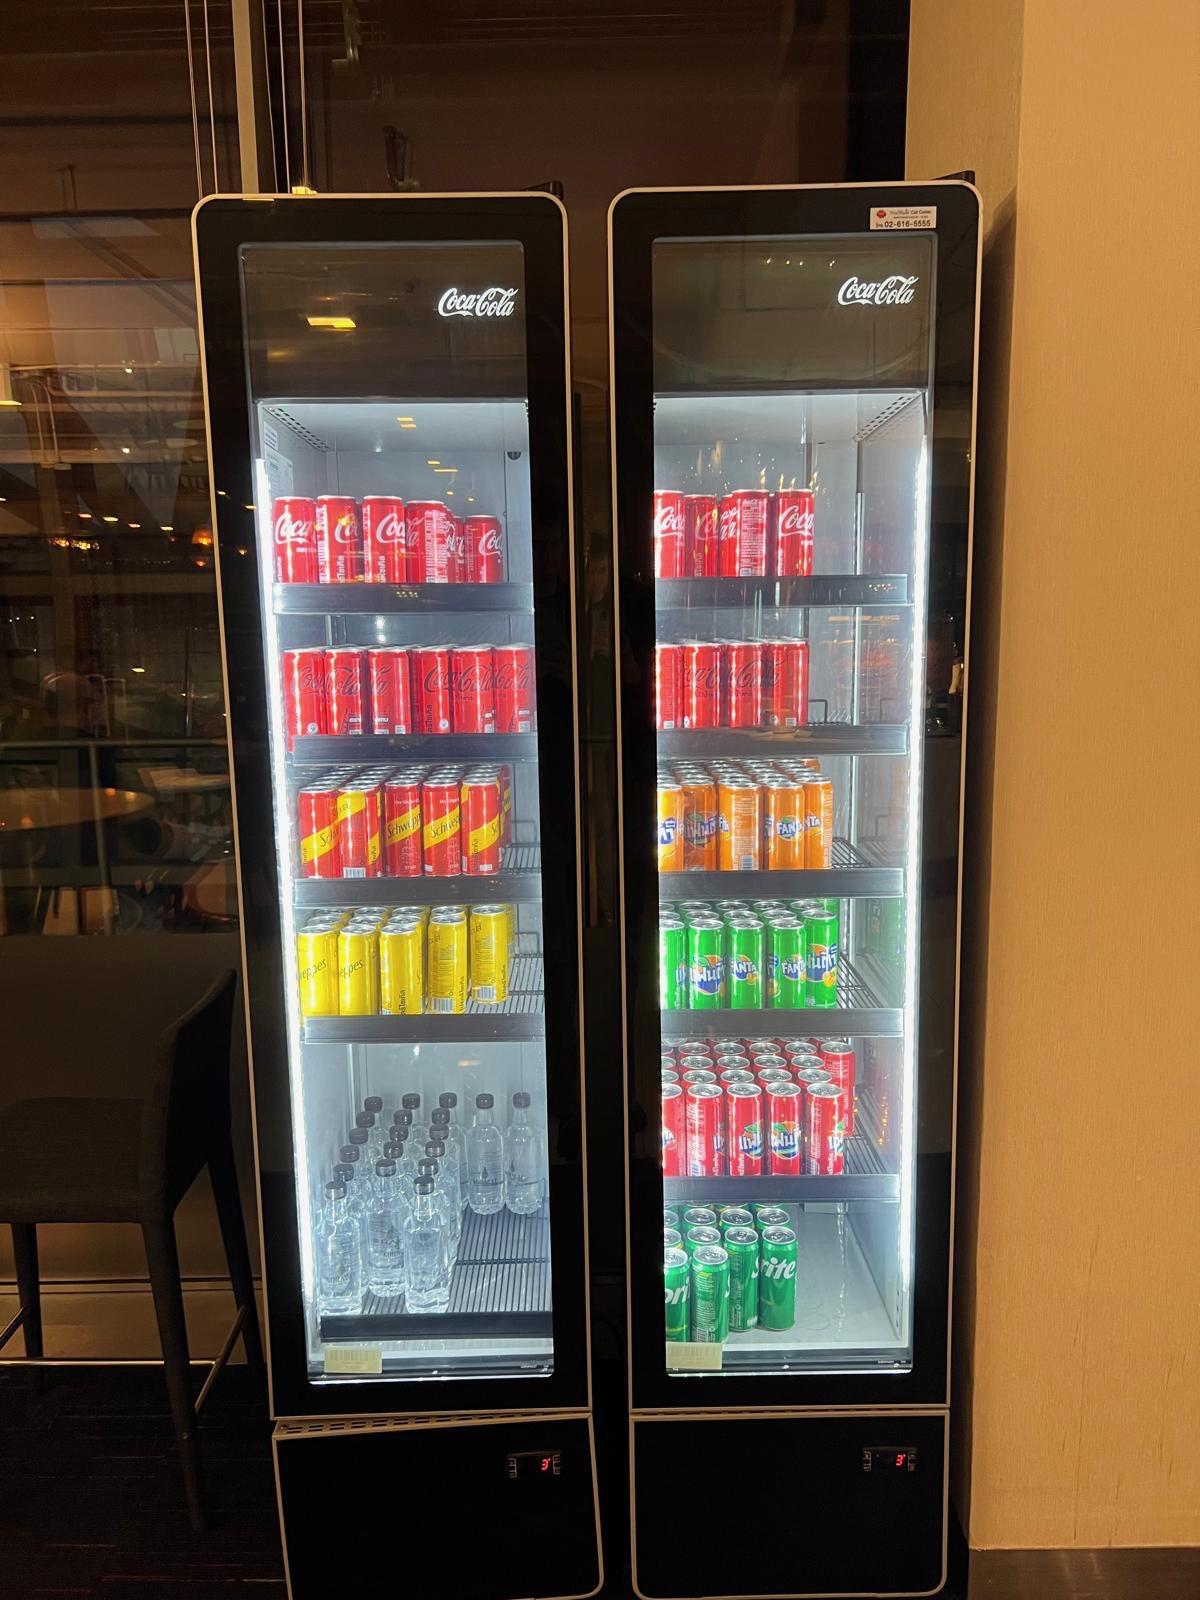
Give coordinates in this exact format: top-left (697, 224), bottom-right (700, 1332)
top-left (294, 844), bottom-right (543, 907)
top-left (303, 954), bottom-right (546, 1043)
top-left (659, 836), bottom-right (903, 901)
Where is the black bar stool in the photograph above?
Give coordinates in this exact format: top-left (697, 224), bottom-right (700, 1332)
top-left (0, 968), bottom-right (265, 1530)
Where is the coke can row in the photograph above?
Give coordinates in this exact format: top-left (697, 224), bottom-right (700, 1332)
top-left (657, 758), bottom-right (833, 873)
top-left (662, 1032), bottom-right (856, 1148)
top-left (273, 495), bottom-right (506, 585)
top-left (296, 902), bottom-right (513, 1018)
top-left (297, 763), bottom-right (512, 880)
top-left (653, 487), bottom-right (815, 580)
top-left (655, 639), bottom-right (808, 731)
top-left (281, 643), bottom-right (535, 749)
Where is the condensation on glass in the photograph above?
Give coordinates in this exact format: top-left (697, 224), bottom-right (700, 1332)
top-left (652, 234), bottom-right (935, 1376)
top-left (238, 241), bottom-right (552, 1383)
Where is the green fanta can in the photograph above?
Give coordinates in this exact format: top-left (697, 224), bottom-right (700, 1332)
top-left (759, 1225), bottom-right (798, 1330)
top-left (664, 1246), bottom-right (690, 1342)
top-left (726, 917), bottom-right (765, 1010)
top-left (659, 916), bottom-right (689, 1011)
top-left (723, 1226), bottom-right (761, 1332)
top-left (689, 1244), bottom-right (730, 1343)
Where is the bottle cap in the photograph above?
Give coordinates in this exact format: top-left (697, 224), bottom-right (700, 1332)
top-left (417, 1157), bottom-right (438, 1177)
top-left (432, 1108), bottom-right (450, 1126)
top-left (333, 1164), bottom-right (353, 1184)
top-left (476, 1092), bottom-right (494, 1110)
top-left (513, 1091), bottom-right (531, 1109)
top-left (439, 1092), bottom-right (457, 1109)
top-left (426, 1141), bottom-right (446, 1159)
top-left (348, 1129), bottom-right (369, 1147)
top-left (356, 1112), bottom-right (376, 1130)
top-left (325, 1181), bottom-right (346, 1200)
top-left (364, 1096), bottom-right (383, 1114)
top-left (383, 1142), bottom-right (403, 1162)
top-left (393, 1109), bottom-right (412, 1128)
top-left (415, 1178), bottom-right (434, 1195)
top-left (375, 1160), bottom-right (396, 1178)
top-left (339, 1145), bottom-right (359, 1164)
top-left (402, 1094), bottom-right (421, 1111)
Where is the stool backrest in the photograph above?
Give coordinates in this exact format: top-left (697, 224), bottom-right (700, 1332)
top-left (139, 968), bottom-right (239, 1212)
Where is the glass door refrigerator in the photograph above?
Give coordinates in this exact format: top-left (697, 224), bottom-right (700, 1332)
top-left (610, 183), bottom-right (980, 1598)
top-left (193, 194), bottom-right (600, 1600)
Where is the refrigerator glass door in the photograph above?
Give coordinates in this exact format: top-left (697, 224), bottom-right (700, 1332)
top-left (647, 233), bottom-right (934, 1376)
top-left (239, 239), bottom-right (556, 1385)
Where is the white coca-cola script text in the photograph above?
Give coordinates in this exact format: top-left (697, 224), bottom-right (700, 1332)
top-left (836, 274), bottom-right (919, 307)
top-left (437, 286), bottom-right (518, 319)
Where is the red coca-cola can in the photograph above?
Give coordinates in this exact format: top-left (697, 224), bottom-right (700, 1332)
top-left (421, 778), bottom-right (461, 876)
top-left (382, 777), bottom-right (423, 877)
top-left (719, 490), bottom-right (769, 577)
top-left (766, 1081), bottom-right (804, 1175)
top-left (818, 1038), bottom-right (856, 1137)
top-left (774, 488), bottom-right (815, 576)
top-left (450, 647), bottom-right (496, 734)
top-left (400, 502), bottom-right (425, 582)
top-left (725, 641), bottom-right (763, 729)
top-left (413, 647), bottom-right (452, 734)
top-left (336, 782), bottom-right (383, 879)
top-left (325, 647), bottom-right (366, 736)
top-left (661, 1083), bottom-right (686, 1178)
top-left (726, 1081), bottom-right (764, 1177)
top-left (297, 784), bottom-right (341, 878)
top-left (366, 647), bottom-right (411, 736)
top-left (805, 1081), bottom-right (845, 1175)
top-left (715, 1054), bottom-right (752, 1073)
top-left (445, 515), bottom-right (468, 584)
top-left (685, 494), bottom-right (718, 578)
top-left (272, 497), bottom-right (318, 584)
top-left (763, 640), bottom-right (809, 729)
top-left (465, 516), bottom-right (505, 583)
top-left (281, 648), bottom-right (327, 751)
top-left (360, 496), bottom-right (406, 584)
top-left (315, 496), bottom-right (362, 583)
top-left (652, 489), bottom-right (687, 579)
top-left (493, 645), bottom-right (535, 733)
top-left (655, 643), bottom-right (683, 730)
top-left (462, 775), bottom-right (502, 875)
top-left (407, 501), bottom-right (451, 583)
top-left (685, 1082), bottom-right (725, 1178)
top-left (682, 641), bottom-right (721, 728)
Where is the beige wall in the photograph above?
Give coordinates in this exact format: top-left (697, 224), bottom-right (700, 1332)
top-left (908, 0), bottom-right (1200, 1551)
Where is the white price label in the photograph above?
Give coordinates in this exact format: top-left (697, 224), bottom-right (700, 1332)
top-left (869, 204), bottom-right (937, 231)
top-left (323, 1345), bottom-right (383, 1376)
top-left (666, 1341), bottom-right (723, 1371)
top-left (263, 421), bottom-right (279, 452)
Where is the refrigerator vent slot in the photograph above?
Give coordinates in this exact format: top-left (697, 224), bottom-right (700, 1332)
top-left (854, 391), bottom-right (920, 444)
top-left (265, 404), bottom-right (331, 453)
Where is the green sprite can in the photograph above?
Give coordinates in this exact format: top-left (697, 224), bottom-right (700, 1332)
top-left (718, 1206), bottom-right (755, 1233)
top-left (664, 1246), bottom-right (690, 1342)
top-left (664, 1227), bottom-right (683, 1252)
top-left (664, 1205), bottom-right (679, 1230)
top-left (682, 1205), bottom-right (717, 1231)
top-left (687, 918), bottom-right (726, 1009)
top-left (713, 900), bottom-right (749, 916)
top-left (753, 1205), bottom-right (792, 1231)
top-left (804, 908), bottom-right (839, 1009)
top-left (727, 917), bottom-right (765, 1010)
top-left (766, 917), bottom-right (806, 1008)
top-left (759, 1225), bottom-right (798, 1330)
top-left (658, 917), bottom-right (689, 1011)
top-left (684, 1224), bottom-right (722, 1257)
top-left (689, 1244), bottom-right (730, 1343)
top-left (711, 1201), bottom-right (749, 1220)
top-left (723, 1226), bottom-right (760, 1332)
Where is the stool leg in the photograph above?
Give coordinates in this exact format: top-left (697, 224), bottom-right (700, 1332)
top-left (208, 1138), bottom-right (265, 1375)
top-left (11, 1224), bottom-right (44, 1394)
top-left (143, 1217), bottom-right (205, 1532)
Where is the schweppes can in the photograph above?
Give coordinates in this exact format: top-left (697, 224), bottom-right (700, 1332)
top-left (337, 927), bottom-right (379, 1016)
top-left (383, 779), bottom-right (423, 877)
top-left (427, 910), bottom-right (467, 1014)
top-left (380, 919), bottom-right (424, 1015)
top-left (469, 904), bottom-right (509, 1005)
top-left (462, 775), bottom-right (501, 875)
top-left (421, 779), bottom-right (461, 876)
top-left (296, 928), bottom-right (338, 1016)
top-left (297, 786), bottom-right (341, 878)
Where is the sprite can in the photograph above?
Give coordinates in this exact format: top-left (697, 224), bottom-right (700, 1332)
top-left (726, 918), bottom-right (765, 1010)
top-left (689, 1244), bottom-right (731, 1343)
top-left (753, 1205), bottom-right (792, 1232)
top-left (723, 1226), bottom-right (760, 1332)
top-left (664, 1246), bottom-right (690, 1342)
top-left (804, 908), bottom-right (839, 1008)
top-left (682, 1205), bottom-right (718, 1232)
top-left (718, 1206), bottom-right (755, 1233)
top-left (659, 917), bottom-right (689, 1011)
top-left (684, 1224), bottom-right (722, 1257)
top-left (664, 1227), bottom-right (683, 1252)
top-left (664, 1205), bottom-right (679, 1229)
top-left (687, 918), bottom-right (726, 1009)
top-left (759, 1225), bottom-right (798, 1330)
top-left (766, 917), bottom-right (806, 1008)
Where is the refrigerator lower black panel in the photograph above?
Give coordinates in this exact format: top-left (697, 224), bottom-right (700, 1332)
top-left (277, 1414), bottom-right (600, 1600)
top-left (632, 1413), bottom-right (946, 1598)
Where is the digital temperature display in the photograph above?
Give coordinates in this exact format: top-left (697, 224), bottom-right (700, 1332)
top-left (506, 1449), bottom-right (563, 1479)
top-left (862, 1446), bottom-right (918, 1473)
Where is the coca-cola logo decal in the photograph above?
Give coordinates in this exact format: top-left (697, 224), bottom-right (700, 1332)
top-left (836, 274), bottom-right (919, 307)
top-left (437, 286), bottom-right (519, 319)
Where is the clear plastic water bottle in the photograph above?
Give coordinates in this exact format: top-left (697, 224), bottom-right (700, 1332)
top-left (363, 1096), bottom-right (387, 1161)
top-left (505, 1091), bottom-right (543, 1215)
top-left (437, 1093), bottom-right (467, 1176)
top-left (424, 1138), bottom-right (462, 1250)
top-left (336, 1145), bottom-right (368, 1241)
top-left (401, 1092), bottom-right (422, 1128)
top-left (416, 1155), bottom-right (453, 1244)
top-left (316, 1180), bottom-right (362, 1315)
top-left (404, 1177), bottom-right (450, 1312)
top-left (466, 1092), bottom-right (505, 1215)
top-left (365, 1159), bottom-right (406, 1298)
top-left (392, 1107), bottom-right (413, 1143)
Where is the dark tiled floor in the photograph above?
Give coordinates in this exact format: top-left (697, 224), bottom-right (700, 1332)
top-left (0, 1367), bottom-right (284, 1600)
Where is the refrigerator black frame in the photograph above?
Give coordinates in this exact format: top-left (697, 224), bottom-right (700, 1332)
top-left (611, 182), bottom-right (980, 1412)
top-left (193, 193), bottom-right (589, 1419)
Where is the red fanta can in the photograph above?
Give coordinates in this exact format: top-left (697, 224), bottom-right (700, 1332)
top-left (818, 1038), bottom-right (856, 1137)
top-left (662, 1083), bottom-right (686, 1178)
top-left (774, 488), bottom-right (815, 577)
top-left (413, 647), bottom-right (452, 734)
top-left (315, 496), bottom-right (362, 583)
top-left (805, 1082), bottom-right (845, 1175)
top-left (653, 489), bottom-right (687, 579)
top-left (685, 494), bottom-right (718, 578)
top-left (682, 641), bottom-right (721, 728)
top-left (360, 496), bottom-right (406, 584)
top-left (450, 647), bottom-right (496, 734)
top-left (325, 647), bottom-right (366, 736)
top-left (281, 649), bottom-right (327, 750)
top-left (367, 647), bottom-right (412, 736)
top-left (655, 643), bottom-right (683, 730)
top-left (725, 642), bottom-right (763, 729)
top-left (272, 497), bottom-right (318, 583)
top-left (493, 645), bottom-right (535, 733)
top-left (685, 1082), bottom-right (725, 1177)
top-left (465, 516), bottom-right (505, 583)
top-left (407, 501), bottom-right (450, 583)
top-left (382, 778), bottom-right (423, 877)
top-left (445, 515), bottom-right (468, 583)
top-left (726, 1081), bottom-right (764, 1177)
top-left (766, 1081), bottom-right (804, 1175)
